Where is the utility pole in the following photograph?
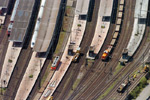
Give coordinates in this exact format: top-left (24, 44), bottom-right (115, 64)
top-left (143, 54), bottom-right (145, 68)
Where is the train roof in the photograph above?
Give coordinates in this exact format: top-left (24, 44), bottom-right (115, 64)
top-left (33, 0), bottom-right (61, 52)
top-left (0, 0), bottom-right (9, 8)
top-left (9, 0), bottom-right (35, 42)
top-left (52, 56), bottom-right (60, 67)
top-left (75, 0), bottom-right (90, 15)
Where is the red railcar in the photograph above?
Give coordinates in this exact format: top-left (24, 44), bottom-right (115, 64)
top-left (51, 56), bottom-right (60, 70)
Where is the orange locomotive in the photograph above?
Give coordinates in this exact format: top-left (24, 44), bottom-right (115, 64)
top-left (101, 45), bottom-right (113, 60)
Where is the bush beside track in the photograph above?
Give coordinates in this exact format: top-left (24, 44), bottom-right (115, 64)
top-left (128, 72), bottom-right (150, 100)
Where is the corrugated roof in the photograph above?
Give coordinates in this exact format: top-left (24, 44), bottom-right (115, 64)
top-left (9, 0), bottom-right (35, 42)
top-left (33, 0), bottom-right (61, 52)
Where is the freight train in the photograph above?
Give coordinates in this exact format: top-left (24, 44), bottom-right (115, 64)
top-left (101, 0), bottom-right (125, 61)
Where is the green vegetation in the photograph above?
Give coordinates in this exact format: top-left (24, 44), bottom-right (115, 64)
top-left (66, 6), bottom-right (73, 16)
top-left (130, 66), bottom-right (143, 78)
top-left (40, 61), bottom-right (52, 86)
top-left (54, 32), bottom-right (66, 55)
top-left (147, 32), bottom-right (150, 42)
top-left (40, 66), bottom-right (51, 86)
top-left (77, 24), bottom-right (81, 27)
top-left (72, 79), bottom-right (80, 90)
top-left (101, 25), bottom-right (105, 28)
top-left (128, 76), bottom-right (148, 99)
top-left (0, 87), bottom-right (6, 97)
top-left (0, 88), bottom-right (6, 93)
top-left (29, 75), bottom-right (33, 78)
top-left (8, 59), bottom-right (12, 63)
top-left (113, 63), bottom-right (123, 76)
top-left (97, 78), bottom-right (119, 100)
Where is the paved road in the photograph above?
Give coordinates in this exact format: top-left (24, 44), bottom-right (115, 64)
top-left (136, 83), bottom-right (150, 100)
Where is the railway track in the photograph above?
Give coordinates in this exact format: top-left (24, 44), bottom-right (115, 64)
top-left (53, 0), bottom-right (100, 99)
top-left (103, 26), bottom-right (150, 100)
top-left (53, 0), bottom-right (140, 100)
top-left (67, 0), bottom-right (136, 99)
top-left (3, 46), bottom-right (33, 100)
top-left (0, 15), bottom-right (10, 73)
top-left (105, 72), bottom-right (147, 100)
top-left (120, 73), bottom-right (146, 100)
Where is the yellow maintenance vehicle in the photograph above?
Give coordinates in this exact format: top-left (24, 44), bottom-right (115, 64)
top-left (117, 79), bottom-right (131, 93)
top-left (46, 96), bottom-right (53, 100)
top-left (72, 47), bottom-right (81, 62)
top-left (143, 65), bottom-right (149, 73)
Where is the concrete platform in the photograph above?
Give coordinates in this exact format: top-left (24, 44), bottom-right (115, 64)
top-left (15, 52), bottom-right (46, 100)
top-left (40, 14), bottom-right (87, 100)
top-left (127, 19), bottom-right (146, 56)
top-left (120, 0), bottom-right (149, 62)
top-left (86, 0), bottom-right (114, 59)
top-left (136, 84), bottom-right (150, 100)
top-left (0, 42), bottom-right (22, 87)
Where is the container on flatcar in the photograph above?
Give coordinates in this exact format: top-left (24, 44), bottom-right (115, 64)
top-left (110, 39), bottom-right (116, 46)
top-left (113, 32), bottom-right (119, 39)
